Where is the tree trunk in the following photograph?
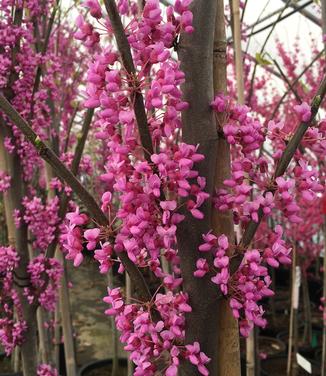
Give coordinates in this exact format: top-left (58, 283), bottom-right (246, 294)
top-left (177, 0), bottom-right (219, 374)
top-left (213, 1), bottom-right (241, 375)
top-left (302, 272), bottom-right (312, 346)
top-left (108, 270), bottom-right (119, 376)
top-left (58, 253), bottom-right (77, 376)
top-left (0, 121), bottom-right (38, 376)
top-left (45, 161), bottom-right (77, 376)
top-left (287, 246), bottom-right (299, 376)
top-left (322, 216), bottom-right (326, 376)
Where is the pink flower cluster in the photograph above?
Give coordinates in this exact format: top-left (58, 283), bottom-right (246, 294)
top-left (275, 159), bottom-right (323, 223)
top-left (195, 225), bottom-right (291, 336)
top-left (67, 0), bottom-right (209, 290)
top-left (0, 246), bottom-right (26, 355)
top-left (0, 0), bottom-right (89, 360)
top-left (195, 233), bottom-right (230, 295)
top-left (82, 0), bottom-right (102, 19)
top-left (213, 94), bottom-right (322, 230)
top-left (211, 95), bottom-right (274, 226)
top-left (0, 170), bottom-right (10, 192)
top-left (104, 287), bottom-right (210, 375)
top-left (75, 15), bottom-right (100, 47)
top-left (24, 256), bottom-right (63, 311)
top-left (23, 196), bottom-right (60, 252)
top-left (62, 208), bottom-right (89, 267)
top-left (37, 364), bottom-right (58, 376)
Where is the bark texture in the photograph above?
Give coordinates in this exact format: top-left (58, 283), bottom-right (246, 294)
top-left (0, 122), bottom-right (38, 376)
top-left (177, 1), bottom-right (219, 375)
top-left (213, 1), bottom-right (241, 375)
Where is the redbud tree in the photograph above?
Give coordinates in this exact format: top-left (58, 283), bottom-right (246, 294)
top-left (0, 1), bottom-right (325, 376)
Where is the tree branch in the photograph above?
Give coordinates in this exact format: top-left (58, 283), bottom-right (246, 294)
top-left (247, 0), bottom-right (292, 105)
top-left (103, 0), bottom-right (154, 162)
top-left (270, 50), bottom-right (323, 121)
top-left (30, 1), bottom-right (60, 119)
top-left (71, 108), bottom-right (94, 174)
top-left (246, 1), bottom-right (313, 39)
top-left (272, 57), bottom-right (302, 103)
top-left (45, 108), bottom-right (94, 259)
top-left (0, 95), bottom-right (152, 302)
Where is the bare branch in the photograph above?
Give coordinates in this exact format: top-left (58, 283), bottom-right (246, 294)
top-left (247, 0), bottom-right (292, 105)
top-left (271, 51), bottom-right (323, 120)
top-left (103, 0), bottom-right (154, 161)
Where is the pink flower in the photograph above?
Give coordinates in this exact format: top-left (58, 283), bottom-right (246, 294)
top-left (194, 258), bottom-right (209, 277)
top-left (94, 243), bottom-right (114, 273)
top-left (294, 102), bottom-right (311, 122)
top-left (37, 364), bottom-right (58, 376)
top-left (101, 191), bottom-right (112, 212)
top-left (199, 232), bottom-right (218, 252)
top-left (84, 228), bottom-right (101, 250)
top-left (82, 0), bottom-right (102, 18)
top-left (185, 342), bottom-right (210, 375)
top-left (66, 208), bottom-right (88, 226)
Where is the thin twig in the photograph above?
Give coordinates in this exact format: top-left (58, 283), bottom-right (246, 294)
top-left (270, 50), bottom-right (323, 120)
top-left (271, 57), bottom-right (302, 103)
top-left (280, 0), bottom-right (321, 27)
top-left (246, 1), bottom-right (313, 39)
top-left (103, 0), bottom-right (154, 162)
top-left (30, 1), bottom-right (60, 119)
top-left (247, 0), bottom-right (292, 105)
top-left (240, 0), bottom-right (248, 23)
top-left (45, 108), bottom-right (94, 259)
top-left (64, 105), bottom-right (79, 153)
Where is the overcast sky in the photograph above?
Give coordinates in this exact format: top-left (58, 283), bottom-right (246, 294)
top-left (243, 0), bottom-right (322, 63)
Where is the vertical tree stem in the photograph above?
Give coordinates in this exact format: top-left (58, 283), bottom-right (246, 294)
top-left (57, 254), bottom-right (77, 376)
top-left (108, 270), bottom-right (119, 376)
top-left (287, 246), bottom-right (299, 376)
top-left (302, 272), bottom-right (312, 346)
top-left (231, 0), bottom-right (256, 372)
top-left (126, 274), bottom-right (133, 376)
top-left (214, 1), bottom-right (241, 375)
top-left (230, 0), bottom-right (245, 104)
top-left (0, 121), bottom-right (38, 375)
top-left (322, 216), bottom-right (326, 376)
top-left (177, 0), bottom-right (220, 374)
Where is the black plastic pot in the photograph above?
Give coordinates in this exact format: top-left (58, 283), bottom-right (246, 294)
top-left (261, 354), bottom-right (321, 375)
top-left (240, 336), bottom-right (286, 358)
top-left (78, 358), bottom-right (127, 376)
top-left (314, 347), bottom-right (322, 362)
top-left (276, 326), bottom-right (322, 351)
top-left (0, 352), bottom-right (22, 376)
top-left (240, 354), bottom-right (268, 376)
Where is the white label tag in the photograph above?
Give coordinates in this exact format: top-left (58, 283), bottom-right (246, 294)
top-left (296, 353), bottom-right (312, 374)
top-left (293, 266), bottom-right (301, 309)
